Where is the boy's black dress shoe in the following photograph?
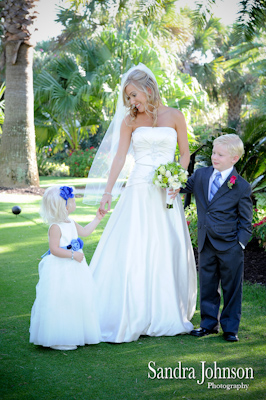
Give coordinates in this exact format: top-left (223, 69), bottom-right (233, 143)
top-left (190, 327), bottom-right (218, 337)
top-left (223, 332), bottom-right (239, 342)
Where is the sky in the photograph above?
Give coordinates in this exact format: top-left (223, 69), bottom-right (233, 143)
top-left (33, 0), bottom-right (241, 43)
top-left (33, 0), bottom-right (69, 43)
top-left (175, 0), bottom-right (240, 25)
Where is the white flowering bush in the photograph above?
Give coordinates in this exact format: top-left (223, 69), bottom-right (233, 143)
top-left (153, 161), bottom-right (188, 190)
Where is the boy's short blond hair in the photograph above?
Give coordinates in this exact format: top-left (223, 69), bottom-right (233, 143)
top-left (213, 134), bottom-right (244, 158)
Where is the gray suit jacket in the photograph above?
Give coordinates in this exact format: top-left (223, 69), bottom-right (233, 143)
top-left (182, 166), bottom-right (253, 252)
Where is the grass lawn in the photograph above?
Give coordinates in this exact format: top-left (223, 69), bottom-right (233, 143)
top-left (39, 176), bottom-right (89, 188)
top-left (0, 185), bottom-right (266, 400)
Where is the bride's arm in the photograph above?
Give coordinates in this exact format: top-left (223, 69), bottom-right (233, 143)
top-left (175, 110), bottom-right (190, 170)
top-left (100, 119), bottom-right (132, 212)
top-left (169, 110), bottom-right (190, 199)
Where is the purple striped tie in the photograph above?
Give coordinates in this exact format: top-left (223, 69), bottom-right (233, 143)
top-left (209, 172), bottom-right (221, 201)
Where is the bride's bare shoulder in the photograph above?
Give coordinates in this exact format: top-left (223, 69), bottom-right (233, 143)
top-left (164, 106), bottom-right (185, 118)
top-left (124, 115), bottom-right (134, 126)
top-left (123, 115), bottom-right (144, 131)
top-left (158, 106), bottom-right (185, 128)
top-left (121, 116), bottom-right (136, 134)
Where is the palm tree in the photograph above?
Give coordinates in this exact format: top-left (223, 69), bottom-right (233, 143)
top-left (237, 0), bottom-right (266, 41)
top-left (220, 34), bottom-right (263, 132)
top-left (173, 6), bottom-right (227, 120)
top-left (34, 20), bottom-right (208, 152)
top-left (0, 0), bottom-right (39, 187)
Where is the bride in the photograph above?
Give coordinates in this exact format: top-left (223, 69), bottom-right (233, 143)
top-left (83, 64), bottom-right (197, 343)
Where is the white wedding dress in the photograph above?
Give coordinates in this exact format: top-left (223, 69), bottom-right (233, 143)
top-left (89, 126), bottom-right (197, 343)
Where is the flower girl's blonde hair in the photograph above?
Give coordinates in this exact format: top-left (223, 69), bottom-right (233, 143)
top-left (40, 185), bottom-right (72, 225)
top-left (122, 69), bottom-right (162, 126)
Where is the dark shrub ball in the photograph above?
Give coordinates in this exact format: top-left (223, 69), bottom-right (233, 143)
top-left (12, 206), bottom-right (21, 215)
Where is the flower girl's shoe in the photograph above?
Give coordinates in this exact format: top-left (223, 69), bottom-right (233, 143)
top-left (50, 345), bottom-right (77, 351)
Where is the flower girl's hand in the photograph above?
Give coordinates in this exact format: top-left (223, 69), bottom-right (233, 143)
top-left (96, 208), bottom-right (105, 220)
top-left (74, 251), bottom-right (84, 263)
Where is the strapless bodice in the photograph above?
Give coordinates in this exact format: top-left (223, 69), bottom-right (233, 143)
top-left (126, 126), bottom-right (177, 187)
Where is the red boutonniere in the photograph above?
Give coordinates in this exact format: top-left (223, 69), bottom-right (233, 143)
top-left (227, 175), bottom-right (237, 189)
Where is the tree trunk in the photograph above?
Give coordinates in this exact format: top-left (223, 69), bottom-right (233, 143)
top-left (0, 42), bottom-right (39, 187)
top-left (227, 93), bottom-right (244, 133)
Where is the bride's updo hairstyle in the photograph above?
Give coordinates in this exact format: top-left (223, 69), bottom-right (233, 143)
top-left (122, 69), bottom-right (162, 126)
top-left (40, 185), bottom-right (71, 225)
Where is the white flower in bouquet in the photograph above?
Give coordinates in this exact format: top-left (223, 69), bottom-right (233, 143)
top-left (172, 181), bottom-right (181, 190)
top-left (153, 161), bottom-right (188, 209)
top-left (168, 176), bottom-right (175, 184)
top-left (180, 171), bottom-right (188, 181)
top-left (159, 166), bottom-right (166, 175)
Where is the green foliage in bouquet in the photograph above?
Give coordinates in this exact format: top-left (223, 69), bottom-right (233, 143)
top-left (153, 162), bottom-right (188, 190)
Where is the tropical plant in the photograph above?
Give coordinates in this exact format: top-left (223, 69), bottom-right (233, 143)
top-left (252, 207), bottom-right (266, 250)
top-left (34, 20), bottom-right (208, 151)
top-left (219, 34), bottom-right (264, 132)
top-left (193, 118), bottom-right (266, 205)
top-left (0, 0), bottom-right (39, 187)
top-left (174, 4), bottom-right (266, 133)
top-left (37, 159), bottom-right (70, 177)
top-left (237, 0), bottom-right (266, 41)
top-left (56, 0), bottom-right (180, 47)
top-left (34, 53), bottom-right (102, 150)
top-left (237, 115), bottom-right (266, 204)
top-left (177, 8), bottom-right (225, 96)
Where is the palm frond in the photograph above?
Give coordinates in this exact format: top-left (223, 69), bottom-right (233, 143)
top-left (237, 0), bottom-right (266, 41)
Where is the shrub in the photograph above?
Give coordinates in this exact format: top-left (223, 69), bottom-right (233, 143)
top-left (185, 203), bottom-right (198, 248)
top-left (38, 161), bottom-right (70, 177)
top-left (50, 163), bottom-right (70, 177)
top-left (252, 207), bottom-right (266, 250)
top-left (66, 147), bottom-right (97, 177)
top-left (37, 151), bottom-right (70, 176)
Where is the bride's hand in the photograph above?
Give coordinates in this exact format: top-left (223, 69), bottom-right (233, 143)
top-left (168, 188), bottom-right (181, 199)
top-left (100, 193), bottom-right (112, 212)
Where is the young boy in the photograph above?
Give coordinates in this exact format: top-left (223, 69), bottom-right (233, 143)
top-left (182, 134), bottom-right (253, 342)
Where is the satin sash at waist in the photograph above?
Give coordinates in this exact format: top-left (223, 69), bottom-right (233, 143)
top-left (41, 237), bottom-right (84, 258)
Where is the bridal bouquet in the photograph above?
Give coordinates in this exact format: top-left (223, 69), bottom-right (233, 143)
top-left (153, 162), bottom-right (188, 208)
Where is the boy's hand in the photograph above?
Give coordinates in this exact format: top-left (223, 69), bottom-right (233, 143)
top-left (73, 251), bottom-right (84, 263)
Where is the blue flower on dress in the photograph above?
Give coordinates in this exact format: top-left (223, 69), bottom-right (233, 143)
top-left (60, 186), bottom-right (74, 204)
top-left (70, 238), bottom-right (84, 251)
top-left (41, 237), bottom-right (84, 258)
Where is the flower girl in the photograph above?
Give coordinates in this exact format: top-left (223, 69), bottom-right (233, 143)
top-left (30, 185), bottom-right (104, 350)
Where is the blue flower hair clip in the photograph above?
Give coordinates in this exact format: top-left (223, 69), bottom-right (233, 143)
top-left (60, 186), bottom-right (74, 205)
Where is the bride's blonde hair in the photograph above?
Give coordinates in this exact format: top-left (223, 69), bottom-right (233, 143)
top-left (122, 69), bottom-right (162, 126)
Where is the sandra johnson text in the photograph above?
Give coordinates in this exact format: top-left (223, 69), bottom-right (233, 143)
top-left (147, 361), bottom-right (254, 385)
